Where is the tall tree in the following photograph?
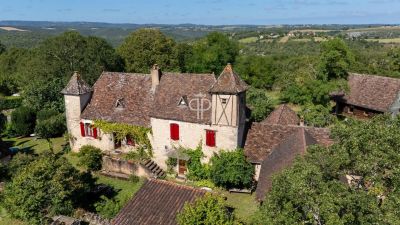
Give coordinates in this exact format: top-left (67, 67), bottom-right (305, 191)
top-left (18, 31), bottom-right (122, 112)
top-left (3, 152), bottom-right (94, 224)
top-left (117, 29), bottom-right (177, 73)
top-left (235, 55), bottom-right (276, 89)
top-left (318, 38), bottom-right (354, 81)
top-left (253, 115), bottom-right (400, 224)
top-left (186, 32), bottom-right (239, 73)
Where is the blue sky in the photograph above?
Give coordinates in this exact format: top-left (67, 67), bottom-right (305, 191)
top-left (0, 0), bottom-right (399, 25)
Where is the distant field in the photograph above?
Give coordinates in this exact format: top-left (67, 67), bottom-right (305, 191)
top-left (346, 26), bottom-right (400, 32)
top-left (239, 36), bottom-right (258, 43)
top-left (366, 38), bottom-right (400, 43)
top-left (0, 27), bottom-right (27, 32)
top-left (279, 35), bottom-right (289, 43)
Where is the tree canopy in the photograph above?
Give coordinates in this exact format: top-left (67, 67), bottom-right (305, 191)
top-left (3, 152), bottom-right (94, 224)
top-left (117, 29), bottom-right (178, 73)
top-left (177, 193), bottom-right (236, 225)
top-left (210, 149), bottom-right (254, 189)
top-left (185, 32), bottom-right (239, 73)
top-left (253, 115), bottom-right (400, 224)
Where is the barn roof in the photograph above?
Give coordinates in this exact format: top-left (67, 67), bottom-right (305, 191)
top-left (332, 73), bottom-right (400, 112)
top-left (112, 179), bottom-right (206, 225)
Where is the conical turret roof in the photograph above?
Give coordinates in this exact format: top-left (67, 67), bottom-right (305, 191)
top-left (209, 63), bottom-right (248, 94)
top-left (61, 71), bottom-right (93, 95)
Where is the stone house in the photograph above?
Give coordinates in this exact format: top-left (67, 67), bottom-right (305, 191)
top-left (243, 104), bottom-right (333, 201)
top-left (62, 64), bottom-right (247, 176)
top-left (332, 73), bottom-right (400, 119)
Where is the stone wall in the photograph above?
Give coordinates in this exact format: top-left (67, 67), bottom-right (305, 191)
top-left (102, 156), bottom-right (151, 177)
top-left (150, 118), bottom-right (240, 169)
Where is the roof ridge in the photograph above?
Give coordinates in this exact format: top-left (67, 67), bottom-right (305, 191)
top-left (148, 178), bottom-right (207, 193)
top-left (349, 72), bottom-right (400, 81)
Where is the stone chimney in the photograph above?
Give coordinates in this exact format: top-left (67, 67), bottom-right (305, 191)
top-left (151, 64), bottom-right (162, 91)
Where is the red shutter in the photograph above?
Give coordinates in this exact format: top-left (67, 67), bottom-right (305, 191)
top-left (80, 122), bottom-right (85, 137)
top-left (206, 130), bottom-right (216, 147)
top-left (170, 123), bottom-right (179, 141)
top-left (93, 127), bottom-right (98, 139)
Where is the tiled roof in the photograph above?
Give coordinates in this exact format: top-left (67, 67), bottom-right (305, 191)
top-left (209, 64), bottom-right (248, 94)
top-left (81, 72), bottom-right (154, 127)
top-left (150, 72), bottom-right (216, 124)
top-left (262, 104), bottom-right (300, 126)
top-left (255, 128), bottom-right (317, 201)
top-left (244, 123), bottom-right (332, 163)
top-left (61, 72), bottom-right (92, 95)
top-left (112, 179), bottom-right (206, 225)
top-left (244, 123), bottom-right (298, 163)
top-left (332, 73), bottom-right (400, 112)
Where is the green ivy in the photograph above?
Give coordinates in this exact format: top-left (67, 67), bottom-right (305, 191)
top-left (184, 144), bottom-right (210, 180)
top-left (93, 120), bottom-right (151, 148)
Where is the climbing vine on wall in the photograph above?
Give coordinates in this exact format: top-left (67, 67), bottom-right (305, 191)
top-left (183, 143), bottom-right (210, 180)
top-left (93, 120), bottom-right (151, 148)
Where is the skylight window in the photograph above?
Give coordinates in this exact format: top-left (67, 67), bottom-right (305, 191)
top-left (115, 98), bottom-right (125, 108)
top-left (178, 96), bottom-right (188, 106)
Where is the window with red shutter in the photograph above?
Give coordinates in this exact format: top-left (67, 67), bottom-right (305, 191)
top-left (93, 127), bottom-right (98, 139)
top-left (206, 130), bottom-right (216, 147)
top-left (170, 123), bottom-right (179, 141)
top-left (80, 122), bottom-right (86, 137)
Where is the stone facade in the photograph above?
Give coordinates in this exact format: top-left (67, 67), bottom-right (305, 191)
top-left (63, 65), bottom-right (248, 175)
top-left (150, 118), bottom-right (240, 169)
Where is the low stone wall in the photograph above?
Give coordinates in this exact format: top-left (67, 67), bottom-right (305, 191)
top-left (102, 156), bottom-right (151, 177)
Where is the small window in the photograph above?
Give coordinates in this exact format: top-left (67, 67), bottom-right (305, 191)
top-left (206, 130), bottom-right (216, 147)
top-left (221, 98), bottom-right (227, 104)
top-left (115, 98), bottom-right (125, 108)
top-left (178, 96), bottom-right (188, 106)
top-left (80, 122), bottom-right (97, 138)
top-left (170, 123), bottom-right (179, 141)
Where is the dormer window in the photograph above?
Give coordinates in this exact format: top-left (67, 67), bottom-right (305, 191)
top-left (177, 96), bottom-right (188, 106)
top-left (115, 98), bottom-right (125, 109)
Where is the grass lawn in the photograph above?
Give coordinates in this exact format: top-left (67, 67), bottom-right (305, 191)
top-left (221, 191), bottom-right (258, 223)
top-left (94, 174), bottom-right (145, 204)
top-left (1, 136), bottom-right (66, 154)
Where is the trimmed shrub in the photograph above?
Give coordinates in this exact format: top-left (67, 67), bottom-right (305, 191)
top-left (35, 112), bottom-right (66, 139)
top-left (128, 175), bottom-right (140, 183)
top-left (210, 149), bottom-right (254, 189)
top-left (10, 106), bottom-right (36, 136)
top-left (78, 145), bottom-right (103, 172)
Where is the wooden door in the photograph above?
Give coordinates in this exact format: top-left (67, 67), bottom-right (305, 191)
top-left (178, 159), bottom-right (187, 175)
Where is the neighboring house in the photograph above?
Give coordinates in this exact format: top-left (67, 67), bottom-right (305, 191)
top-left (332, 73), bottom-right (400, 118)
top-left (244, 105), bottom-right (333, 202)
top-left (112, 179), bottom-right (206, 225)
top-left (62, 64), bottom-right (248, 176)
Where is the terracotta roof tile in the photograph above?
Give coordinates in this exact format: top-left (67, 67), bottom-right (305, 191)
top-left (112, 179), bottom-right (206, 225)
top-left (150, 72), bottom-right (216, 124)
top-left (61, 72), bottom-right (92, 95)
top-left (262, 104), bottom-right (300, 126)
top-left (209, 64), bottom-right (248, 94)
top-left (333, 73), bottom-right (400, 112)
top-left (255, 128), bottom-right (317, 201)
top-left (244, 123), bottom-right (332, 163)
top-left (81, 72), bottom-right (153, 127)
